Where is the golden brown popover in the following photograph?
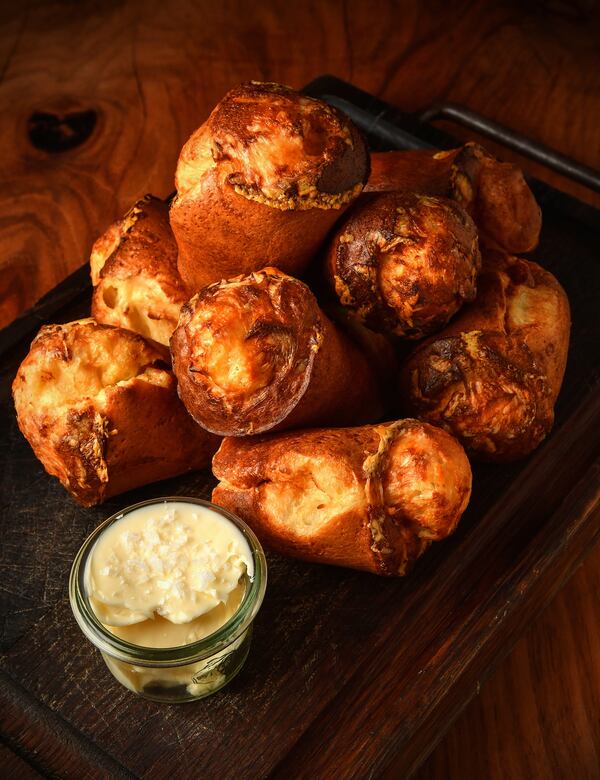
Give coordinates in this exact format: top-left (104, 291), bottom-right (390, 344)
top-left (400, 252), bottom-right (570, 461)
top-left (326, 192), bottom-right (481, 338)
top-left (13, 319), bottom-right (219, 506)
top-left (170, 267), bottom-right (384, 436)
top-left (366, 143), bottom-right (542, 254)
top-left (170, 81), bottom-right (369, 292)
top-left (212, 419), bottom-right (472, 576)
top-left (91, 195), bottom-right (188, 346)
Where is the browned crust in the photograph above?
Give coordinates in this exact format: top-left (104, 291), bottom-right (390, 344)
top-left (212, 419), bottom-right (472, 576)
top-left (12, 319), bottom-right (220, 506)
top-left (170, 81), bottom-right (369, 292)
top-left (170, 267), bottom-right (384, 436)
top-left (326, 191), bottom-right (481, 338)
top-left (91, 195), bottom-right (188, 346)
top-left (450, 144), bottom-right (542, 255)
top-left (366, 143), bottom-right (541, 254)
top-left (399, 252), bottom-right (571, 461)
top-left (198, 82), bottom-right (368, 204)
top-left (323, 302), bottom-right (401, 412)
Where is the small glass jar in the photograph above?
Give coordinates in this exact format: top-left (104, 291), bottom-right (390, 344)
top-left (69, 497), bottom-right (267, 703)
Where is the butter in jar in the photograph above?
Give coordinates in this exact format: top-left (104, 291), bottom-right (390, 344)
top-left (69, 497), bottom-right (267, 703)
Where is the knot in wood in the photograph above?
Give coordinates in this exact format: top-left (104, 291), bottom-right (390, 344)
top-left (28, 109), bottom-right (97, 153)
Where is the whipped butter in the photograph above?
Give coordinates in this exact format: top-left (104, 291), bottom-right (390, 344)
top-left (86, 501), bottom-right (252, 649)
top-left (71, 498), bottom-right (265, 702)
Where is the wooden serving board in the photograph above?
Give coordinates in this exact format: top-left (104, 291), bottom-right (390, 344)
top-left (1, 78), bottom-right (599, 779)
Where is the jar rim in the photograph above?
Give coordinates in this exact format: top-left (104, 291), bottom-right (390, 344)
top-left (69, 496), bottom-right (267, 667)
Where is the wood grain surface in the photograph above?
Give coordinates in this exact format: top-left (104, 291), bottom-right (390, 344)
top-left (0, 744), bottom-right (44, 780)
top-left (415, 541), bottom-right (600, 780)
top-left (1, 0), bottom-right (600, 328)
top-left (1, 1), bottom-right (599, 777)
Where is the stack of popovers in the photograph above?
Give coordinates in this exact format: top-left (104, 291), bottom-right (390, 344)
top-left (13, 81), bottom-right (568, 576)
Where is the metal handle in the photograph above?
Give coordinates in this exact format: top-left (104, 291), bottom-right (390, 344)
top-left (321, 95), bottom-right (434, 151)
top-left (419, 103), bottom-right (600, 194)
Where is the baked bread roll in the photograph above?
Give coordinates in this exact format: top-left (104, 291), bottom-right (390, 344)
top-left (170, 81), bottom-right (369, 292)
top-left (91, 195), bottom-right (188, 346)
top-left (366, 143), bottom-right (541, 254)
top-left (323, 302), bottom-right (401, 412)
top-left (400, 252), bottom-right (570, 461)
top-left (170, 267), bottom-right (384, 436)
top-left (326, 192), bottom-right (481, 338)
top-left (212, 419), bottom-right (472, 576)
top-left (13, 319), bottom-right (220, 506)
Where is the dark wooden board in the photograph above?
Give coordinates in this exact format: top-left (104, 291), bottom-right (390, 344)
top-left (1, 77), bottom-right (599, 779)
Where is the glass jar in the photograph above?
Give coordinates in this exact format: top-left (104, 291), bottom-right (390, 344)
top-left (69, 497), bottom-right (267, 703)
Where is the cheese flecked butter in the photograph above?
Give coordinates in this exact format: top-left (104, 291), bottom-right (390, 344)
top-left (70, 498), bottom-right (266, 703)
top-left (86, 501), bottom-right (253, 646)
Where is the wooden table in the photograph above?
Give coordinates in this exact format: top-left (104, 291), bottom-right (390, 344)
top-left (1, 1), bottom-right (599, 777)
